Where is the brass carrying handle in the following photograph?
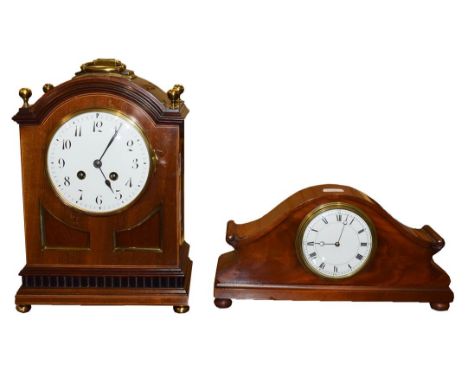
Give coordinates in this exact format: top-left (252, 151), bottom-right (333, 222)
top-left (75, 58), bottom-right (135, 78)
top-left (80, 58), bottom-right (127, 74)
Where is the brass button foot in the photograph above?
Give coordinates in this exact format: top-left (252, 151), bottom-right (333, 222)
top-left (16, 304), bottom-right (31, 313)
top-left (173, 305), bottom-right (190, 314)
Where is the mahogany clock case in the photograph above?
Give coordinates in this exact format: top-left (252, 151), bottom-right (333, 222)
top-left (213, 185), bottom-right (454, 310)
top-left (13, 60), bottom-right (192, 313)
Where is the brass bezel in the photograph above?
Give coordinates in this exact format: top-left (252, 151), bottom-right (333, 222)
top-left (295, 202), bottom-right (377, 279)
top-left (45, 108), bottom-right (155, 216)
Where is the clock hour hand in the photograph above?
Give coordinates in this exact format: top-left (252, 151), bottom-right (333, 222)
top-left (93, 157), bottom-right (114, 194)
top-left (98, 124), bottom-right (122, 161)
top-left (104, 178), bottom-right (114, 194)
top-left (97, 167), bottom-right (114, 194)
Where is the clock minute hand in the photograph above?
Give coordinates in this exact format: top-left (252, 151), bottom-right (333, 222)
top-left (336, 224), bottom-right (346, 244)
top-left (99, 124), bottom-right (122, 161)
top-left (336, 215), bottom-right (348, 244)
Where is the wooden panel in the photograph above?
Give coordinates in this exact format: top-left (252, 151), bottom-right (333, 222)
top-left (114, 206), bottom-right (162, 251)
top-left (40, 206), bottom-right (90, 249)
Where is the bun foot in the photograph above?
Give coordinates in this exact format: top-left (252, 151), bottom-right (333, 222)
top-left (430, 302), bottom-right (450, 311)
top-left (214, 298), bottom-right (232, 309)
top-left (173, 305), bottom-right (190, 314)
top-left (16, 304), bottom-right (31, 313)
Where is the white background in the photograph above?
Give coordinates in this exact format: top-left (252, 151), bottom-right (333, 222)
top-left (1, 1), bottom-right (466, 381)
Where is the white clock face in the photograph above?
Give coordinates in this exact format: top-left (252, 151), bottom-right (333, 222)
top-left (47, 110), bottom-right (151, 214)
top-left (298, 205), bottom-right (374, 278)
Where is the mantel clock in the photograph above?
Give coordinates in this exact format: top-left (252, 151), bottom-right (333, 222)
top-left (214, 185), bottom-right (453, 310)
top-left (13, 59), bottom-right (192, 313)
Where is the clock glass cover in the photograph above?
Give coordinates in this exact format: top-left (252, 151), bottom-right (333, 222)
top-left (298, 204), bottom-right (375, 278)
top-left (47, 110), bottom-right (151, 214)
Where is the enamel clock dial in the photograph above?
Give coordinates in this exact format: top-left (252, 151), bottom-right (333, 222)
top-left (46, 110), bottom-right (151, 214)
top-left (298, 203), bottom-right (375, 278)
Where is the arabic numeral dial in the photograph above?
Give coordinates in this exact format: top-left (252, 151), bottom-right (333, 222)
top-left (46, 110), bottom-right (151, 214)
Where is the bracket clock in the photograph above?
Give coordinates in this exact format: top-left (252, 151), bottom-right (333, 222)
top-left (13, 59), bottom-right (192, 313)
top-left (214, 185), bottom-right (454, 310)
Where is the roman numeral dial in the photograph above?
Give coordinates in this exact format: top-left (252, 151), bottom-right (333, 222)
top-left (298, 205), bottom-right (374, 278)
top-left (47, 110), bottom-right (151, 214)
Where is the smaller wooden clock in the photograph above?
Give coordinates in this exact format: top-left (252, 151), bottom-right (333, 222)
top-left (13, 59), bottom-right (192, 313)
top-left (213, 185), bottom-right (454, 310)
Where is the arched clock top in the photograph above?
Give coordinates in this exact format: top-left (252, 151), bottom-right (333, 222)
top-left (13, 58), bottom-right (189, 125)
top-left (225, 184), bottom-right (442, 251)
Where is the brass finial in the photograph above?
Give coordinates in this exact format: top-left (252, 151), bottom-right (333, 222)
top-left (19, 88), bottom-right (32, 108)
top-left (167, 84), bottom-right (184, 109)
top-left (43, 83), bottom-right (54, 93)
